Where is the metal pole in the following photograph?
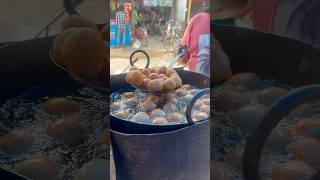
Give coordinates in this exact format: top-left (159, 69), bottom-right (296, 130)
top-left (187, 0), bottom-right (192, 22)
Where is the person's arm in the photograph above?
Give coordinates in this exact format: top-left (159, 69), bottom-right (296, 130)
top-left (177, 19), bottom-right (194, 65)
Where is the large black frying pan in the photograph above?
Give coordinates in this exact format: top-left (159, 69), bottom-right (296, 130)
top-left (110, 69), bottom-right (210, 134)
top-left (212, 23), bottom-right (320, 179)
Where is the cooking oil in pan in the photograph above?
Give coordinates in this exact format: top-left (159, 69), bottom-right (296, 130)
top-left (212, 79), bottom-right (320, 180)
top-left (0, 86), bottom-right (107, 180)
top-left (110, 85), bottom-right (210, 125)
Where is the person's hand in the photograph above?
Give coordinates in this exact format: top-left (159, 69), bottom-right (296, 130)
top-left (174, 45), bottom-right (189, 65)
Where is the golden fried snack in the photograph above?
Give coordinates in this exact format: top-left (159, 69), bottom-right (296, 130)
top-left (158, 66), bottom-right (167, 74)
top-left (46, 116), bottom-right (85, 144)
top-left (43, 97), bottom-right (80, 116)
top-left (51, 28), bottom-right (75, 67)
top-left (147, 79), bottom-right (164, 92)
top-left (272, 160), bottom-right (314, 180)
top-left (149, 73), bottom-right (160, 80)
top-left (15, 155), bottom-right (60, 180)
top-left (163, 78), bottom-right (177, 91)
top-left (212, 34), bottom-right (232, 84)
top-left (152, 117), bottom-right (169, 125)
top-left (126, 70), bottom-right (145, 86)
top-left (60, 27), bottom-right (105, 79)
top-left (256, 87), bottom-right (288, 106)
top-left (0, 130), bottom-right (35, 154)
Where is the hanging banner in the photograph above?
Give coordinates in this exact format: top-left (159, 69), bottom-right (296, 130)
top-left (159, 0), bottom-right (173, 7)
top-left (144, 0), bottom-right (158, 6)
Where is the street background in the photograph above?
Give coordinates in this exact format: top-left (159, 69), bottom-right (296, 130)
top-left (110, 0), bottom-right (205, 74)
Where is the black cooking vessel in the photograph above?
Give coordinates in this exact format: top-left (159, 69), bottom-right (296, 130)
top-left (110, 70), bottom-right (210, 133)
top-left (110, 70), bottom-right (210, 180)
top-left (212, 23), bottom-right (320, 179)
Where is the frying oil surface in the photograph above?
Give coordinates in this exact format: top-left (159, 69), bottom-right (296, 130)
top-left (212, 79), bottom-right (320, 180)
top-left (0, 87), bottom-right (107, 180)
top-left (110, 86), bottom-right (210, 125)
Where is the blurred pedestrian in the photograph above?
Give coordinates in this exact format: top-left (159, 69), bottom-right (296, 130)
top-left (131, 6), bottom-right (140, 29)
top-left (116, 4), bottom-right (126, 47)
top-left (177, 0), bottom-right (210, 76)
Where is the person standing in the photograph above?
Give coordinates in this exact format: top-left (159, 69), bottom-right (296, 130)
top-left (131, 6), bottom-right (140, 29)
top-left (177, 0), bottom-right (210, 76)
top-left (116, 5), bottom-right (126, 47)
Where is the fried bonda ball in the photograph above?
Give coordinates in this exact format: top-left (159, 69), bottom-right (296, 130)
top-left (132, 112), bottom-right (150, 123)
top-left (224, 72), bottom-right (261, 91)
top-left (126, 70), bottom-right (144, 86)
top-left (147, 79), bottom-right (164, 92)
top-left (152, 117), bottom-right (169, 125)
top-left (15, 155), bottom-right (59, 180)
top-left (150, 109), bottom-right (166, 118)
top-left (167, 112), bottom-right (184, 123)
top-left (212, 35), bottom-right (232, 84)
top-left (142, 69), bottom-right (151, 76)
top-left (158, 66), bottom-right (167, 74)
top-left (212, 88), bottom-right (249, 112)
top-left (265, 128), bottom-right (293, 153)
top-left (0, 130), bottom-right (35, 154)
top-left (256, 87), bottom-right (288, 106)
top-left (290, 117), bottom-right (320, 140)
top-left (141, 100), bottom-right (157, 112)
top-left (171, 75), bottom-right (183, 88)
top-left (287, 138), bottom-right (320, 167)
top-left (149, 73), bottom-right (160, 80)
top-left (194, 112), bottom-right (209, 121)
top-left (163, 78), bottom-right (177, 91)
top-left (51, 28), bottom-right (75, 66)
top-left (166, 68), bottom-right (177, 77)
top-left (272, 160), bottom-right (314, 180)
top-left (122, 92), bottom-right (135, 99)
top-left (59, 27), bottom-right (105, 79)
top-left (230, 104), bottom-right (267, 132)
top-left (46, 116), bottom-right (85, 144)
top-left (62, 15), bottom-right (98, 31)
top-left (114, 111), bottom-right (129, 119)
top-left (43, 97), bottom-right (80, 116)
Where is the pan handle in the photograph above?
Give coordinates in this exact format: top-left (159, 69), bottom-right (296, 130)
top-left (243, 85), bottom-right (320, 180)
top-left (186, 88), bottom-right (210, 125)
top-left (129, 50), bottom-right (150, 69)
